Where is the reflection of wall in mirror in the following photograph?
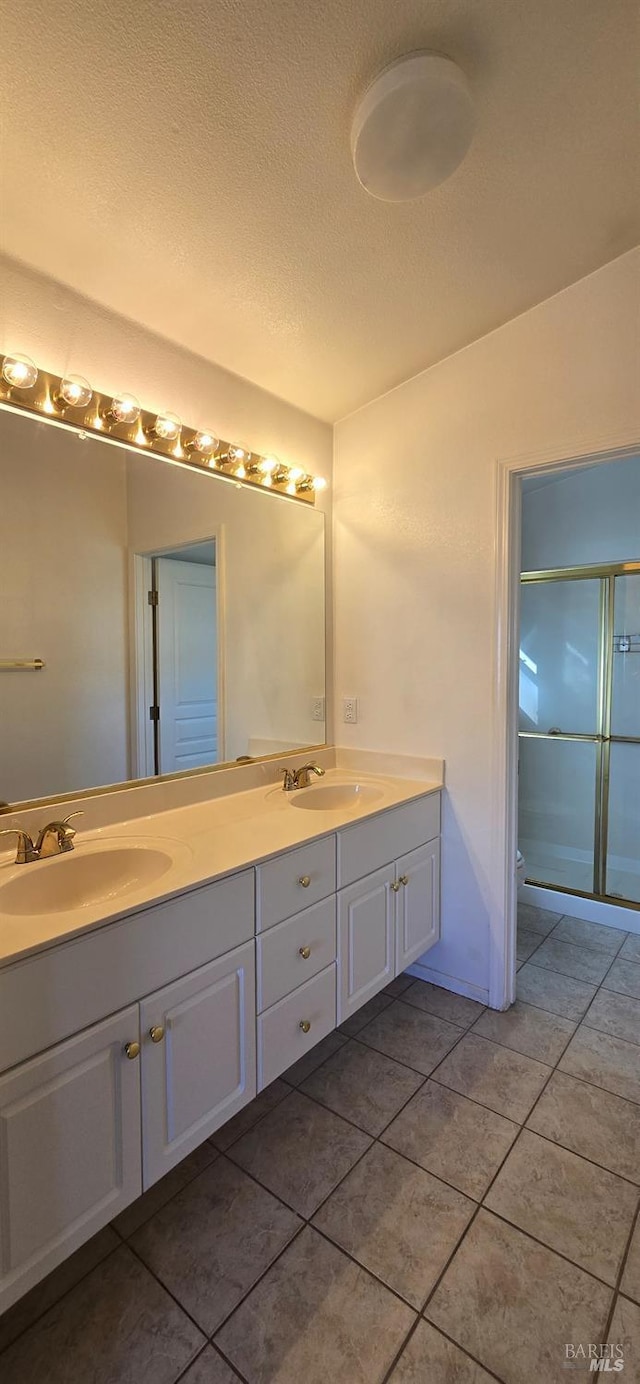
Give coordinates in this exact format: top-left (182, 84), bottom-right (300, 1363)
top-left (0, 410), bottom-right (129, 803)
top-left (126, 456), bottom-right (325, 762)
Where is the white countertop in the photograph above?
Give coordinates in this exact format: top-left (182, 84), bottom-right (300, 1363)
top-left (0, 764), bottom-right (442, 968)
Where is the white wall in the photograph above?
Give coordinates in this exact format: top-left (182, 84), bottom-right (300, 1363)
top-left (333, 249), bottom-right (640, 1000)
top-left (0, 409), bottom-right (129, 801)
top-left (522, 453), bottom-right (640, 571)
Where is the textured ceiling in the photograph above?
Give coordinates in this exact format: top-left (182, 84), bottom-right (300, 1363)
top-left (1, 0), bottom-right (638, 421)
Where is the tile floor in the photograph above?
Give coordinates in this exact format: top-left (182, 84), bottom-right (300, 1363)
top-left (1, 907), bottom-right (639, 1383)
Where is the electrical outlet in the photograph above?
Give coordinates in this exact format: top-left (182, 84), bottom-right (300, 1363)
top-left (311, 696), bottom-right (325, 721)
top-left (342, 696), bottom-right (358, 724)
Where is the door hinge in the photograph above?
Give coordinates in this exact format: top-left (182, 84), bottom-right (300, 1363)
top-left (149, 705), bottom-right (160, 722)
top-left (147, 590), bottom-right (158, 607)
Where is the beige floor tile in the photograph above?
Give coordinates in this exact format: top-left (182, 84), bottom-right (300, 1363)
top-left (583, 989), bottom-right (640, 1046)
top-left (389, 1320), bottom-right (497, 1383)
top-left (338, 992), bottom-right (394, 1036)
top-left (622, 1220), bottom-right (640, 1305)
top-left (0, 1245), bottom-right (204, 1384)
top-left (282, 1031), bottom-right (347, 1085)
top-left (551, 916), bottom-right (627, 955)
top-left (426, 1210), bottom-right (611, 1384)
top-left (485, 1129), bottom-right (639, 1285)
top-left (381, 1079), bottom-right (518, 1199)
top-left (609, 1296), bottom-right (640, 1382)
top-left (433, 1033), bottom-right (551, 1122)
top-left (0, 1226), bottom-right (119, 1355)
top-left (402, 979), bottom-right (486, 1028)
top-left (603, 958), bottom-right (640, 1001)
top-left (620, 935), bottom-right (640, 964)
top-left (181, 1347), bottom-right (242, 1383)
top-left (516, 925), bottom-right (545, 962)
top-left (228, 1089), bottom-right (371, 1217)
top-left (517, 903), bottom-right (562, 936)
top-left (301, 1039), bottom-right (423, 1135)
top-left (130, 1157), bottom-right (300, 1334)
top-left (516, 962), bottom-right (597, 1020)
top-left (559, 1026), bottom-right (640, 1104)
top-left (215, 1226), bottom-right (414, 1384)
top-left (313, 1143), bottom-right (474, 1308)
top-left (527, 1070), bottom-right (640, 1184)
top-left (471, 1000), bottom-right (576, 1063)
top-left (114, 1141), bottom-right (218, 1238)
top-left (383, 974), bottom-right (415, 997)
top-left (210, 1079), bottom-right (290, 1150)
top-left (529, 937), bottom-right (612, 985)
top-left (357, 999), bottom-right (462, 1075)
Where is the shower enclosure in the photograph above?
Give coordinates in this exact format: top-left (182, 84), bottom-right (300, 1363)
top-left (518, 561), bottom-right (640, 908)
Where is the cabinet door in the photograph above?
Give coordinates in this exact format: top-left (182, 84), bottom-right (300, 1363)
top-left (141, 941), bottom-right (256, 1186)
top-left (337, 866), bottom-right (395, 1023)
top-left (395, 840), bottom-right (441, 973)
top-left (0, 1007), bottom-right (141, 1314)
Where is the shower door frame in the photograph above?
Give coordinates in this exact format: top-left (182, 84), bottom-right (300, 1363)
top-left (519, 560), bottom-right (640, 907)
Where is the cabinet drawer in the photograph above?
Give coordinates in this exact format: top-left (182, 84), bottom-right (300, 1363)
top-left (258, 963), bottom-right (336, 1089)
top-left (0, 870), bottom-right (255, 1074)
top-left (257, 896), bottom-right (336, 1012)
top-left (257, 836), bottom-right (336, 931)
top-left (337, 794), bottom-right (440, 887)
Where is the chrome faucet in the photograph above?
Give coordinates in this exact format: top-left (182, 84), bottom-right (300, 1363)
top-left (0, 812), bottom-right (83, 865)
top-left (280, 763), bottom-right (326, 792)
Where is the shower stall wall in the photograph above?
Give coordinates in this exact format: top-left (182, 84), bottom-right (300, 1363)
top-left (518, 561), bottom-right (640, 908)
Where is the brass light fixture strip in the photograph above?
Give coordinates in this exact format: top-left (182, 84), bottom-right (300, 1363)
top-left (0, 359), bottom-right (325, 505)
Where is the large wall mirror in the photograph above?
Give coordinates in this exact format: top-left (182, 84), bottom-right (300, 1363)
top-left (0, 407), bottom-right (326, 808)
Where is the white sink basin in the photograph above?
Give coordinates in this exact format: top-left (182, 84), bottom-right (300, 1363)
top-left (0, 844), bottom-right (179, 916)
top-left (288, 782), bottom-right (384, 812)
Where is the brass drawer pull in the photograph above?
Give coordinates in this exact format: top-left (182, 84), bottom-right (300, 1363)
top-left (124, 1041), bottom-right (140, 1060)
top-left (299, 945), bottom-right (311, 959)
top-left (399, 875), bottom-right (409, 887)
top-left (149, 1025), bottom-right (165, 1043)
top-left (298, 875), bottom-right (311, 888)
top-left (390, 880), bottom-right (401, 893)
top-left (299, 1019), bottom-right (311, 1034)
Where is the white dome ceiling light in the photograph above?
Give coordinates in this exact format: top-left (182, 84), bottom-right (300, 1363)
top-left (351, 52), bottom-right (475, 202)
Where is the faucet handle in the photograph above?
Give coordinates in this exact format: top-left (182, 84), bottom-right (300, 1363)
top-left (0, 827), bottom-right (38, 864)
top-left (36, 811), bottom-right (83, 858)
top-left (280, 768), bottom-right (296, 792)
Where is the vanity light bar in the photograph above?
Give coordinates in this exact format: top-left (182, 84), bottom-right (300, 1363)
top-left (0, 353), bottom-right (327, 504)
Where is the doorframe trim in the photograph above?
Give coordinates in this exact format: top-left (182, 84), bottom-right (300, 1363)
top-left (490, 434), bottom-right (640, 1010)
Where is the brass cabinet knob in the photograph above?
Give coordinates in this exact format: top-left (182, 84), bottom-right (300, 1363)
top-left (299, 1019), bottom-right (311, 1034)
top-left (298, 875), bottom-right (311, 888)
top-left (149, 1025), bottom-right (165, 1043)
top-left (390, 880), bottom-right (401, 893)
top-left (124, 1041), bottom-right (140, 1060)
top-left (399, 875), bottom-right (409, 887)
top-left (299, 945), bottom-right (311, 959)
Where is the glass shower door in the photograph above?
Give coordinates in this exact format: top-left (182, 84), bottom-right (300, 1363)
top-left (518, 577), bottom-right (602, 894)
top-left (606, 574), bottom-right (640, 902)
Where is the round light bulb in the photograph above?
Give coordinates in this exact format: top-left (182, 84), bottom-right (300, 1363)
top-left (312, 476), bottom-right (328, 491)
top-left (2, 353), bottom-right (38, 390)
top-left (229, 445), bottom-right (245, 462)
top-left (287, 466), bottom-right (305, 482)
top-left (109, 393), bottom-right (140, 424)
top-left (58, 374), bottom-right (92, 408)
top-left (154, 411), bottom-right (181, 442)
top-left (191, 430), bottom-right (218, 455)
top-left (258, 455), bottom-right (278, 474)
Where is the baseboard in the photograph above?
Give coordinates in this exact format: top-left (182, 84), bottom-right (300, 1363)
top-left (521, 882), bottom-right (640, 936)
top-left (406, 962), bottom-right (489, 1006)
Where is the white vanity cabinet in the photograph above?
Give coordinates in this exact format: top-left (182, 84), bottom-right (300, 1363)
top-left (140, 941), bottom-right (255, 1186)
top-left (0, 1007), bottom-right (142, 1309)
top-left (337, 798), bottom-right (441, 1024)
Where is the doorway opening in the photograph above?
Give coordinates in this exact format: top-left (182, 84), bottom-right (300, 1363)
top-left (132, 538), bottom-right (224, 778)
